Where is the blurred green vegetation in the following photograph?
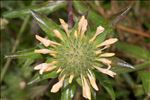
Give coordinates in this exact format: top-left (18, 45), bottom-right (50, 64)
top-left (1, 0), bottom-right (150, 100)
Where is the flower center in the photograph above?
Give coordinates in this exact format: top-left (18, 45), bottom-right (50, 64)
top-left (55, 37), bottom-right (96, 76)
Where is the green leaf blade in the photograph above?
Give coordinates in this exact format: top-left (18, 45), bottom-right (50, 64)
top-left (116, 42), bottom-right (150, 61)
top-left (95, 71), bottom-right (116, 100)
top-left (28, 71), bottom-right (58, 85)
top-left (61, 80), bottom-right (77, 100)
top-left (3, 1), bottom-right (66, 19)
top-left (31, 10), bottom-right (66, 38)
top-left (139, 71), bottom-right (150, 95)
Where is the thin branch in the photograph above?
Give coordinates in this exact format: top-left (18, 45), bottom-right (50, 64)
top-left (67, 0), bottom-right (73, 29)
top-left (117, 24), bottom-right (150, 38)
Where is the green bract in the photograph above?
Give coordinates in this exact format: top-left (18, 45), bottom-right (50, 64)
top-left (56, 36), bottom-right (96, 76)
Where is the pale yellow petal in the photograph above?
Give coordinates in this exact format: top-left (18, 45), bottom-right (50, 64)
top-left (53, 29), bottom-right (63, 41)
top-left (100, 45), bottom-right (110, 50)
top-left (49, 41), bottom-right (61, 46)
top-left (50, 61), bottom-right (58, 65)
top-left (39, 66), bottom-right (48, 74)
top-left (100, 53), bottom-right (115, 57)
top-left (35, 35), bottom-right (61, 47)
top-left (78, 16), bottom-right (85, 34)
top-left (34, 49), bottom-right (52, 54)
top-left (56, 68), bottom-right (62, 73)
top-left (81, 75), bottom-right (87, 99)
top-left (39, 64), bottom-right (50, 74)
top-left (34, 63), bottom-right (48, 70)
top-left (69, 74), bottom-right (74, 84)
top-left (59, 18), bottom-right (69, 36)
top-left (74, 30), bottom-right (78, 38)
top-left (97, 38), bottom-right (118, 48)
top-left (96, 58), bottom-right (112, 69)
top-left (94, 66), bottom-right (116, 77)
top-left (89, 26), bottom-right (104, 42)
top-left (51, 75), bottom-right (65, 93)
top-left (35, 49), bottom-right (57, 57)
top-left (34, 61), bottom-right (58, 74)
top-left (87, 72), bottom-right (99, 91)
top-left (95, 50), bottom-right (102, 55)
top-left (45, 66), bottom-right (57, 72)
top-left (80, 19), bottom-right (88, 38)
top-left (35, 35), bottom-right (51, 47)
top-left (49, 53), bottom-right (57, 57)
top-left (83, 77), bottom-right (91, 100)
top-left (96, 58), bottom-right (112, 65)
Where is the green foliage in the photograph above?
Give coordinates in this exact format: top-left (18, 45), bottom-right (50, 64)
top-left (1, 1), bottom-right (150, 100)
top-left (61, 80), bottom-right (77, 100)
top-left (95, 71), bottom-right (115, 100)
top-left (139, 71), bottom-right (150, 95)
top-left (28, 71), bottom-right (58, 85)
top-left (31, 11), bottom-right (66, 38)
top-left (112, 61), bottom-right (150, 74)
top-left (3, 72), bottom-right (28, 100)
top-left (116, 42), bottom-right (150, 61)
top-left (3, 1), bottom-right (66, 19)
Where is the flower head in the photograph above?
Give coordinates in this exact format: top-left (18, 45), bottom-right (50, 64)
top-left (34, 16), bottom-right (118, 99)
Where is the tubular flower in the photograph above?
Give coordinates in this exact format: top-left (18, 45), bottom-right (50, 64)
top-left (34, 16), bottom-right (118, 100)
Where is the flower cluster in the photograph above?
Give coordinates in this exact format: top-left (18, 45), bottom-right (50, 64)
top-left (34, 16), bottom-right (118, 99)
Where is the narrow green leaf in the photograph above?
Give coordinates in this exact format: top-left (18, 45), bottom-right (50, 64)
top-left (134, 85), bottom-right (145, 97)
top-left (95, 71), bottom-right (116, 100)
top-left (76, 77), bottom-right (82, 86)
top-left (112, 61), bottom-right (150, 74)
top-left (31, 10), bottom-right (66, 38)
top-left (139, 71), bottom-right (150, 95)
top-left (102, 84), bottom-right (115, 100)
top-left (5, 51), bottom-right (42, 60)
top-left (20, 60), bottom-right (33, 78)
top-left (110, 57), bottom-right (134, 69)
top-left (28, 71), bottom-right (58, 85)
top-left (3, 1), bottom-right (66, 19)
top-left (116, 42), bottom-right (150, 60)
top-left (61, 80), bottom-right (77, 100)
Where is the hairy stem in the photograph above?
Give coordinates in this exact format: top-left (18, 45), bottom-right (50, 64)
top-left (1, 15), bottom-right (30, 82)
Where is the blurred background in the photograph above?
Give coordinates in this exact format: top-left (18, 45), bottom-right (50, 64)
top-left (1, 0), bottom-right (150, 100)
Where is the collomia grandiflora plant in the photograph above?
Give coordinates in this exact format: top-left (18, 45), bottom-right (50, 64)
top-left (34, 16), bottom-right (118, 99)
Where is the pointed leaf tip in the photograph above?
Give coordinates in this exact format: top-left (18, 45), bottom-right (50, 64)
top-left (30, 10), bottom-right (66, 37)
top-left (117, 62), bottom-right (135, 69)
top-left (30, 10), bottom-right (37, 17)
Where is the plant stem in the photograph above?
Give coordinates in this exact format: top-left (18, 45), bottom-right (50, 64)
top-left (67, 0), bottom-right (73, 29)
top-left (116, 24), bottom-right (150, 38)
top-left (1, 15), bottom-right (30, 82)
